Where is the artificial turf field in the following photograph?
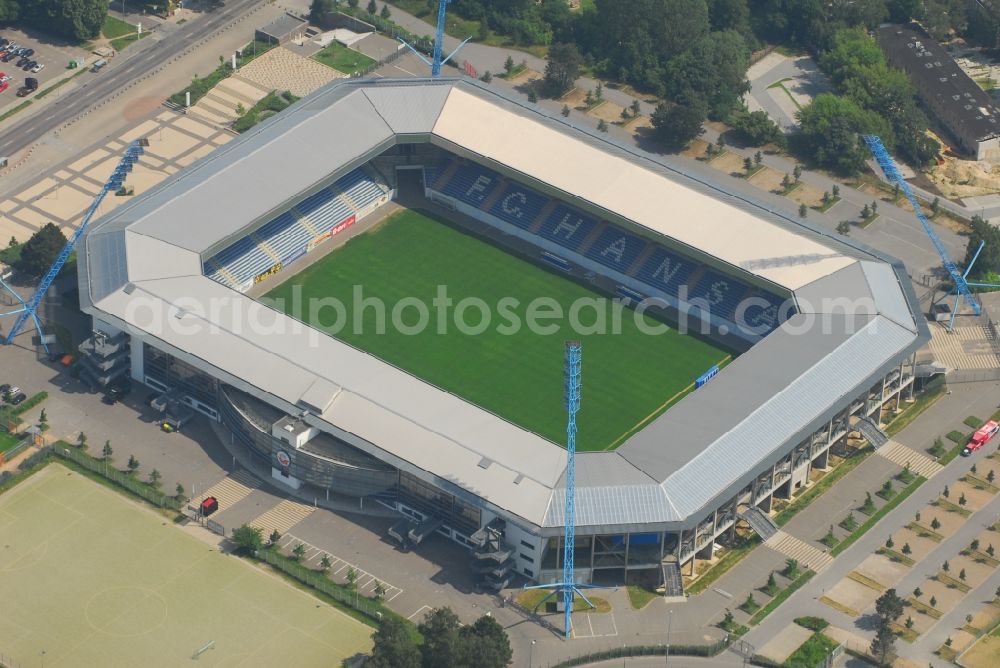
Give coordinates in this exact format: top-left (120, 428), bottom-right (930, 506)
top-left (265, 209), bottom-right (729, 451)
top-left (0, 464), bottom-right (373, 668)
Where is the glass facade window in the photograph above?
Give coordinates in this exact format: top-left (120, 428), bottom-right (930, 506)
top-left (143, 347), bottom-right (218, 410)
top-left (398, 472), bottom-right (481, 535)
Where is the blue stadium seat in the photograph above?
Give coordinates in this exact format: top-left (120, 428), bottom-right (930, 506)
top-left (488, 183), bottom-right (548, 230)
top-left (439, 161), bottom-right (502, 207)
top-left (689, 270), bottom-right (750, 321)
top-left (738, 290), bottom-right (792, 334)
top-left (584, 226), bottom-right (648, 273)
top-left (635, 247), bottom-right (698, 296)
top-left (536, 204), bottom-right (598, 252)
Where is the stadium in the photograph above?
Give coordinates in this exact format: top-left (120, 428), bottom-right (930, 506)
top-left (77, 78), bottom-right (928, 592)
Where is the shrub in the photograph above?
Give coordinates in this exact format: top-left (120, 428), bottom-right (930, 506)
top-left (947, 430), bottom-right (966, 444)
top-left (965, 416), bottom-right (983, 428)
top-left (794, 616), bottom-right (829, 631)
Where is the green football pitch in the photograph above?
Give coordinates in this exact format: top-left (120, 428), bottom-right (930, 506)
top-left (0, 464), bottom-right (373, 667)
top-left (265, 209), bottom-right (729, 451)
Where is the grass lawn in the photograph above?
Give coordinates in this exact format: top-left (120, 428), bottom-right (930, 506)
top-left (312, 41), bottom-right (376, 74)
top-left (101, 16), bottom-right (148, 52)
top-left (626, 585), bottom-right (658, 609)
top-left (0, 464), bottom-right (373, 666)
top-left (265, 210), bottom-right (729, 451)
top-left (784, 632), bottom-right (838, 668)
top-left (516, 588), bottom-right (611, 613)
top-left (0, 430), bottom-right (20, 453)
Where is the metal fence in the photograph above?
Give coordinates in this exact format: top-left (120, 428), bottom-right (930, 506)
top-left (54, 445), bottom-right (182, 510)
top-left (256, 548), bottom-right (388, 622)
top-left (549, 639), bottom-right (731, 667)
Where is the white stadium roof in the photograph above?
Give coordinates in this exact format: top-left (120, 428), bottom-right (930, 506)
top-left (80, 78), bottom-right (927, 530)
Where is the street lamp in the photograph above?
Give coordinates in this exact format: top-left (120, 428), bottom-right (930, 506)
top-left (529, 639), bottom-right (535, 668)
top-left (665, 609), bottom-right (673, 666)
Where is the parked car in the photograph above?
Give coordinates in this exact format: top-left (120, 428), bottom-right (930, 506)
top-left (31, 62), bottom-right (43, 74)
top-left (102, 380), bottom-right (132, 405)
top-left (963, 420), bottom-right (1000, 456)
top-left (0, 82), bottom-right (9, 94)
top-left (0, 39), bottom-right (9, 49)
top-left (0, 383), bottom-right (9, 395)
top-left (10, 392), bottom-right (27, 406)
top-left (2, 53), bottom-right (16, 63)
top-left (22, 61), bottom-right (35, 72)
top-left (15, 57), bottom-right (27, 68)
top-left (0, 72), bottom-right (10, 83)
top-left (21, 48), bottom-right (33, 58)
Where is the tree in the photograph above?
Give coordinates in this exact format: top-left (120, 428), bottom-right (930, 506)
top-left (650, 98), bottom-right (706, 151)
top-left (943, 485), bottom-right (950, 498)
top-left (836, 221), bottom-right (851, 235)
top-left (0, 0), bottom-right (17, 22)
top-left (964, 215), bottom-right (1000, 280)
top-left (21, 0), bottom-right (107, 41)
top-left (784, 558), bottom-right (799, 579)
top-left (346, 566), bottom-right (358, 587)
top-left (631, 99), bottom-right (641, 117)
top-left (148, 469), bottom-right (161, 489)
top-left (597, 119), bottom-right (609, 132)
top-left (798, 203), bottom-right (807, 218)
top-left (781, 173), bottom-right (792, 191)
top-left (959, 493), bottom-right (967, 506)
top-left (419, 607), bottom-right (462, 668)
top-left (727, 109), bottom-right (783, 147)
top-left (959, 568), bottom-right (967, 581)
top-left (347, 0), bottom-right (358, 7)
top-left (902, 542), bottom-right (911, 555)
top-left (456, 614), bottom-right (513, 668)
top-left (754, 150), bottom-right (763, 166)
top-left (832, 184), bottom-right (840, 198)
top-left (871, 200), bottom-right (878, 215)
top-left (127, 455), bottom-right (140, 475)
top-left (374, 580), bottom-right (387, 600)
top-left (793, 164), bottom-right (802, 182)
top-left (292, 543), bottom-right (306, 561)
top-left (269, 529), bottom-right (281, 546)
top-left (504, 55), bottom-right (514, 75)
top-left (380, 3), bottom-right (391, 19)
top-left (972, 463), bottom-right (978, 474)
top-left (905, 615), bottom-right (913, 629)
top-left (989, 470), bottom-right (996, 484)
top-left (527, 88), bottom-right (538, 103)
top-left (368, 616), bottom-right (421, 668)
top-left (930, 595), bottom-right (937, 608)
top-left (480, 70), bottom-right (492, 83)
top-left (309, 0), bottom-right (337, 24)
top-left (875, 588), bottom-right (904, 623)
top-left (319, 554), bottom-right (332, 572)
top-left (913, 586), bottom-right (922, 598)
top-left (595, 82), bottom-right (603, 101)
top-left (796, 94), bottom-right (885, 174)
top-left (767, 570), bottom-right (777, 590)
top-left (861, 203), bottom-right (871, 219)
top-left (231, 524), bottom-right (263, 554)
top-left (665, 30), bottom-right (750, 119)
top-left (871, 624), bottom-right (896, 665)
top-left (76, 431), bottom-right (87, 449)
top-left (561, 104), bottom-right (571, 117)
top-left (743, 156), bottom-right (754, 174)
top-left (543, 42), bottom-right (582, 97)
top-left (942, 560), bottom-right (950, 572)
top-left (366, 0), bottom-right (377, 14)
top-left (101, 440), bottom-right (113, 462)
top-left (15, 223), bottom-right (67, 280)
top-left (931, 517), bottom-right (941, 530)
top-left (175, 483), bottom-right (186, 502)
top-left (885, 535), bottom-right (894, 549)
top-left (931, 196), bottom-right (940, 217)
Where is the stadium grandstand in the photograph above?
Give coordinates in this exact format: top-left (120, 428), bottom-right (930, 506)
top-left (77, 78), bottom-right (928, 592)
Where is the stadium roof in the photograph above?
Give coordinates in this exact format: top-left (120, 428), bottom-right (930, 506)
top-left (80, 78), bottom-right (927, 530)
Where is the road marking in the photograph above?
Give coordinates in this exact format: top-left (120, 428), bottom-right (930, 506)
top-left (408, 605), bottom-right (432, 621)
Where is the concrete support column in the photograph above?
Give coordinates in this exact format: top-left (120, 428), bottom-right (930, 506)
top-left (814, 447), bottom-right (829, 470)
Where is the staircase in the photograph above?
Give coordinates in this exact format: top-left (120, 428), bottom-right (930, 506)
top-left (856, 416), bottom-right (889, 448)
top-left (741, 506), bottom-right (778, 541)
top-left (877, 440), bottom-right (943, 478)
top-left (764, 531), bottom-right (834, 573)
top-left (660, 560), bottom-right (683, 597)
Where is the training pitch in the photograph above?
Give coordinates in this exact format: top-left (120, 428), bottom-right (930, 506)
top-left (0, 464), bottom-right (373, 667)
top-left (265, 209), bottom-right (729, 451)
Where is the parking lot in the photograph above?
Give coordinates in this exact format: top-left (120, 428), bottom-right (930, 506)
top-left (0, 25), bottom-right (89, 100)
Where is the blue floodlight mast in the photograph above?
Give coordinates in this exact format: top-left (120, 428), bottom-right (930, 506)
top-left (522, 341), bottom-right (605, 639)
top-left (396, 0), bottom-right (471, 77)
top-left (1, 140), bottom-right (144, 350)
top-left (863, 135), bottom-right (1000, 329)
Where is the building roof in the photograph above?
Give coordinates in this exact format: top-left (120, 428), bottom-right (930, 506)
top-left (257, 13), bottom-right (308, 41)
top-left (79, 78), bottom-right (927, 530)
top-left (877, 24), bottom-right (1000, 146)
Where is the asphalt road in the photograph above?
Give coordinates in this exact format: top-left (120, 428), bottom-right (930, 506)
top-left (0, 0), bottom-right (262, 158)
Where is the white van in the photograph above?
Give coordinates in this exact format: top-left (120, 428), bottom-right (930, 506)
top-left (91, 59), bottom-right (107, 72)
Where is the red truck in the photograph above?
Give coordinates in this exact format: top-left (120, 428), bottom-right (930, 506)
top-left (962, 420), bottom-right (1000, 456)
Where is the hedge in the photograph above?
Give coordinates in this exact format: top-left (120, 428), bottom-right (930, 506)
top-left (11, 391), bottom-right (48, 415)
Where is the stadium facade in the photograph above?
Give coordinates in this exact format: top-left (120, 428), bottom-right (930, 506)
top-left (77, 78), bottom-right (928, 590)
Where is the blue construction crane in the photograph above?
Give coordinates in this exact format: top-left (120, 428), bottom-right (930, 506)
top-left (522, 341), bottom-right (606, 639)
top-left (863, 135), bottom-right (1000, 330)
top-left (396, 0), bottom-right (471, 77)
top-left (1, 140), bottom-right (145, 351)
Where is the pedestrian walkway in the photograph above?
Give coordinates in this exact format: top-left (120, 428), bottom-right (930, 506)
top-left (876, 440), bottom-right (943, 478)
top-left (249, 498), bottom-right (315, 535)
top-left (926, 324), bottom-right (1000, 370)
top-left (191, 469), bottom-right (258, 510)
top-left (765, 531), bottom-right (834, 573)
